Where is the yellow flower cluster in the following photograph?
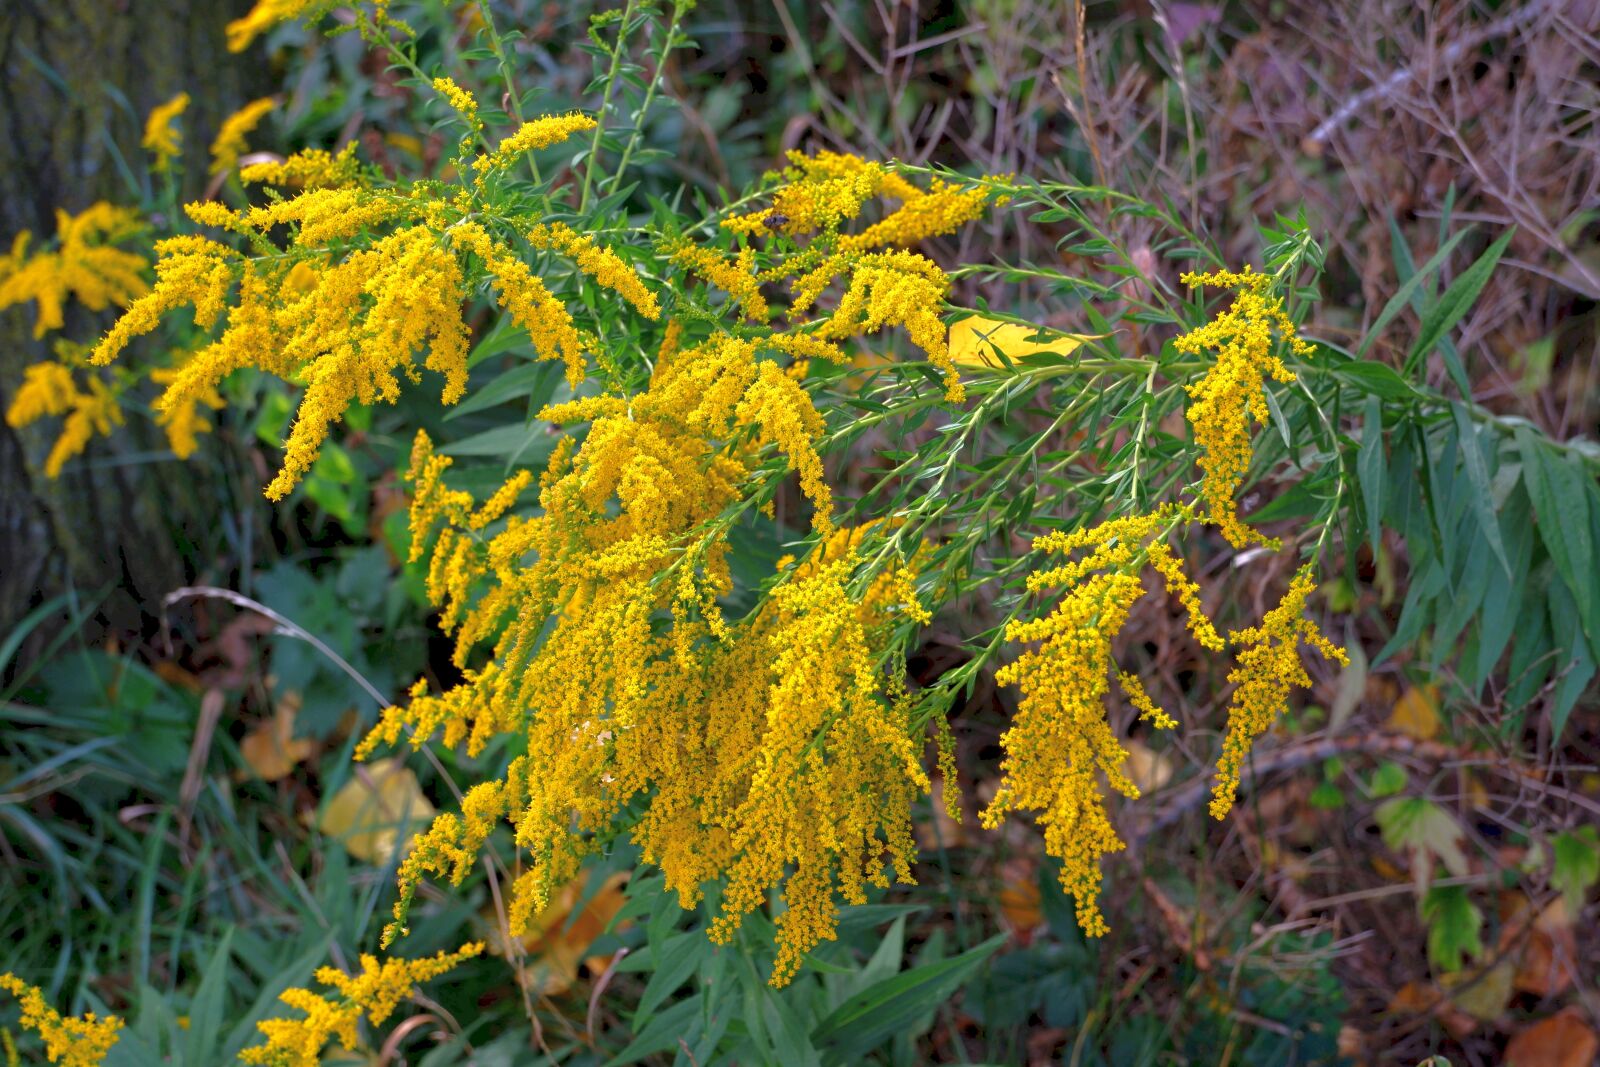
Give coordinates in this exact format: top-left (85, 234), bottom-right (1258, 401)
top-left (142, 93), bottom-right (189, 171)
top-left (226, 0), bottom-right (322, 52)
top-left (0, 203), bottom-right (147, 339)
top-left (450, 221), bottom-right (585, 385)
top-left (992, 264), bottom-right (1345, 934)
top-left (1210, 566), bottom-right (1347, 818)
top-left (240, 144), bottom-right (362, 189)
top-left (722, 150), bottom-right (995, 247)
top-left (209, 96), bottom-right (276, 175)
top-left (476, 113), bottom-right (598, 175)
top-left (362, 323), bottom-right (930, 984)
top-left (984, 510), bottom-right (1201, 934)
top-left (699, 153), bottom-right (999, 404)
top-left (5, 358), bottom-right (123, 477)
top-left (87, 128), bottom-right (649, 499)
top-left (240, 943), bottom-right (483, 1067)
top-left (0, 974), bottom-right (121, 1067)
top-left (668, 242), bottom-right (770, 323)
top-left (89, 215), bottom-right (473, 499)
top-left (527, 221), bottom-right (661, 319)
top-left (1178, 266), bottom-right (1313, 549)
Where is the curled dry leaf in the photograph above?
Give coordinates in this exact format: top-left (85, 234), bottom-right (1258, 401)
top-left (239, 692), bottom-right (314, 781)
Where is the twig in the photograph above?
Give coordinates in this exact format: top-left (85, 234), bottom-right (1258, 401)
top-left (1132, 731), bottom-right (1600, 842)
top-left (1303, 0), bottom-right (1557, 150)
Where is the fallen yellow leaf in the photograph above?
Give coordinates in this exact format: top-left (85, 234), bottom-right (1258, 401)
top-left (317, 758), bottom-right (435, 865)
top-left (239, 693), bottom-right (315, 781)
top-left (948, 316), bottom-right (1095, 368)
top-left (486, 870), bottom-right (630, 995)
top-left (1387, 684), bottom-right (1441, 740)
top-left (1124, 739), bottom-right (1175, 794)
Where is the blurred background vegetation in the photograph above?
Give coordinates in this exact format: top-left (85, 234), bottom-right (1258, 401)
top-left (1, 1), bottom-right (1596, 1064)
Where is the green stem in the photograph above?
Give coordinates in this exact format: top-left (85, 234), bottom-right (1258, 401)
top-left (609, 0), bottom-right (686, 197)
top-left (579, 0), bottom-right (640, 213)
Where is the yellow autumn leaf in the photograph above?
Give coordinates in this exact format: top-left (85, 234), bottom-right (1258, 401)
top-left (239, 693), bottom-right (315, 781)
top-left (485, 869), bottom-right (630, 995)
top-left (948, 315), bottom-right (1095, 368)
top-left (1124, 738), bottom-right (1175, 794)
top-left (1388, 685), bottom-right (1441, 740)
top-left (317, 758), bottom-right (435, 865)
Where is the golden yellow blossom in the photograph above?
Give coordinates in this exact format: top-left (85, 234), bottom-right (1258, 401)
top-left (816, 251), bottom-right (962, 402)
top-left (527, 221), bottom-right (659, 319)
top-left (5, 364), bottom-right (123, 477)
top-left (983, 570), bottom-right (1146, 936)
top-left (475, 113), bottom-right (596, 174)
top-left (365, 342), bottom-right (932, 985)
top-left (240, 943), bottom-right (483, 1067)
top-left (1118, 671), bottom-right (1177, 730)
top-left (1178, 266), bottom-right (1312, 549)
top-left (450, 222), bottom-right (587, 386)
top-left (0, 974), bottom-right (121, 1067)
top-left (209, 96), bottom-right (276, 175)
top-left (1210, 566), bottom-right (1347, 819)
top-left (839, 177), bottom-right (992, 251)
top-left (226, 0), bottom-right (321, 52)
top-left (240, 143), bottom-right (362, 189)
top-left (142, 93), bottom-right (189, 171)
top-left (0, 204), bottom-right (147, 338)
top-left (149, 362), bottom-right (224, 458)
top-left (669, 242), bottom-right (769, 323)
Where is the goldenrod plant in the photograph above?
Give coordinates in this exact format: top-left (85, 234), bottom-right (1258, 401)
top-left (4, 0), bottom-right (1597, 1063)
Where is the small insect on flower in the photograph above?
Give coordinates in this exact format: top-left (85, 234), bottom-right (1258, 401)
top-left (763, 212), bottom-right (790, 230)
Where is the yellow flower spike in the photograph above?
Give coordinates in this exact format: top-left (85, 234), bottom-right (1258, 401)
top-left (226, 0), bottom-right (321, 52)
top-left (0, 204), bottom-right (147, 339)
top-left (475, 113), bottom-right (597, 174)
top-left (1178, 266), bottom-right (1313, 550)
top-left (527, 221), bottom-right (659, 319)
top-left (240, 144), bottom-right (362, 190)
top-left (983, 570), bottom-right (1147, 937)
top-left (1210, 566), bottom-right (1347, 820)
top-left (240, 943), bottom-right (483, 1067)
top-left (0, 974), bottom-right (121, 1067)
top-left (839, 177), bottom-right (993, 251)
top-left (735, 361), bottom-right (833, 535)
top-left (818, 250), bottom-right (962, 402)
top-left (1118, 671), bottom-right (1178, 730)
top-left (669, 242), bottom-right (770, 323)
top-left (209, 96), bottom-right (276, 175)
top-left (142, 92), bottom-right (189, 171)
top-left (6, 364), bottom-right (123, 478)
top-left (451, 222), bottom-right (587, 386)
top-left (431, 76), bottom-right (478, 124)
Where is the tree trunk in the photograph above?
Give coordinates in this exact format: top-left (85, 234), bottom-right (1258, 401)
top-left (0, 0), bottom-right (268, 641)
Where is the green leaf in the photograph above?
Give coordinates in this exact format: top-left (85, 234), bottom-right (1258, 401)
top-left (604, 997), bottom-right (702, 1066)
top-left (1358, 225), bottom-right (1473, 358)
top-left (1403, 228), bottom-right (1515, 380)
top-left (1375, 796), bottom-right (1468, 878)
top-left (1449, 404), bottom-right (1510, 575)
top-left (1333, 360), bottom-right (1418, 400)
top-left (185, 926), bottom-right (235, 1065)
top-left (1308, 781), bottom-right (1346, 809)
top-left (1518, 429), bottom-right (1597, 646)
top-left (1421, 884), bottom-right (1483, 973)
top-left (1359, 395), bottom-right (1386, 554)
top-left (811, 935), bottom-right (1005, 1058)
top-left (1550, 828), bottom-right (1600, 915)
top-left (632, 931), bottom-right (706, 1028)
top-left (1368, 761), bottom-right (1409, 798)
